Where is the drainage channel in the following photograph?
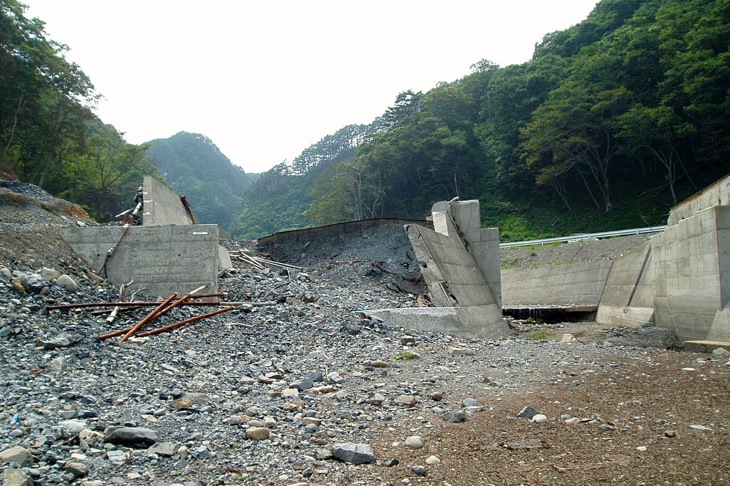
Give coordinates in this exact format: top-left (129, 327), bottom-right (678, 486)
top-left (502, 305), bottom-right (597, 323)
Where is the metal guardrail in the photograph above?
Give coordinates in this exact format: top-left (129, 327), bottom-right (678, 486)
top-left (499, 225), bottom-right (668, 248)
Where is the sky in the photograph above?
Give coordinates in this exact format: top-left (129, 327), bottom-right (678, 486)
top-left (23, 1), bottom-right (598, 174)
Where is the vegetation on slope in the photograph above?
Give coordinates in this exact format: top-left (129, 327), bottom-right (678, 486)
top-left (1, 0), bottom-right (728, 241)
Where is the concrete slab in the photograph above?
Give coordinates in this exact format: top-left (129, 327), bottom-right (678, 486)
top-left (366, 306), bottom-right (510, 339)
top-left (683, 340), bottom-right (730, 353)
top-left (596, 241), bottom-right (656, 327)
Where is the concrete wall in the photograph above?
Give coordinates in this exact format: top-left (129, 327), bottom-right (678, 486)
top-left (142, 176), bottom-right (194, 226)
top-left (652, 205), bottom-right (729, 340)
top-left (502, 261), bottom-right (612, 309)
top-left (450, 201), bottom-right (502, 308)
top-left (60, 224), bottom-right (220, 298)
top-left (367, 199), bottom-right (509, 339)
top-left (596, 242), bottom-right (656, 327)
top-left (668, 175), bottom-right (730, 226)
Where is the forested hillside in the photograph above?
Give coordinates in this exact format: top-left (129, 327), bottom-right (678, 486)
top-left (0, 0), bottom-right (157, 222)
top-left (146, 132), bottom-right (255, 231)
top-left (233, 0), bottom-right (729, 240)
top-left (1, 0), bottom-right (728, 241)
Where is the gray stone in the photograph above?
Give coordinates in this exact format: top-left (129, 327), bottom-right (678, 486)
top-left (531, 414), bottom-right (549, 423)
top-left (2, 468), bottom-right (31, 486)
top-left (443, 410), bottom-right (467, 423)
top-left (0, 446), bottom-right (34, 466)
top-left (64, 460), bottom-right (89, 477)
top-left (59, 419), bottom-right (87, 435)
top-left (462, 398), bottom-right (478, 407)
top-left (395, 394), bottom-right (417, 406)
top-left (41, 267), bottom-right (61, 281)
top-left (332, 443), bottom-right (375, 464)
top-left (246, 427), bottom-right (270, 440)
top-left (290, 378), bottom-right (314, 391)
top-left (404, 435), bottom-right (424, 449)
top-left (517, 406), bottom-right (539, 419)
top-left (103, 426), bottom-right (158, 448)
top-left (106, 449), bottom-right (127, 466)
top-left (147, 441), bottom-right (178, 456)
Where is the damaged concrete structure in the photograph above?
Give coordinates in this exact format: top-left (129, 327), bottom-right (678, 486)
top-left (503, 174), bottom-right (730, 347)
top-left (61, 176), bottom-right (230, 299)
top-left (366, 199), bottom-right (511, 339)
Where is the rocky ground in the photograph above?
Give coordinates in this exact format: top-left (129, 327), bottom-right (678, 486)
top-left (0, 181), bottom-right (728, 486)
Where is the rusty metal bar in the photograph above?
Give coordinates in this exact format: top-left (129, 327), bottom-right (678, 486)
top-left (99, 325), bottom-right (135, 341)
top-left (137, 306), bottom-right (235, 337)
top-left (48, 300), bottom-right (223, 311)
top-left (119, 293), bottom-right (178, 343)
top-left (153, 285), bottom-right (207, 318)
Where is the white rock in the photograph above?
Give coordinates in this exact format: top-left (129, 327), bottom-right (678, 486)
top-left (404, 435), bottom-right (424, 449)
top-left (426, 455), bottom-right (441, 465)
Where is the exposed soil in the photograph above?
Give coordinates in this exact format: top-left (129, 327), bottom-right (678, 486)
top-left (1, 181), bottom-right (728, 485)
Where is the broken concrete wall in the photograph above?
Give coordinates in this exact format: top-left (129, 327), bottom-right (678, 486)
top-left (60, 224), bottom-right (220, 299)
top-left (667, 174), bottom-right (730, 226)
top-left (141, 176), bottom-right (230, 273)
top-left (368, 199), bottom-right (509, 339)
top-left (448, 200), bottom-right (502, 308)
top-left (141, 176), bottom-right (195, 226)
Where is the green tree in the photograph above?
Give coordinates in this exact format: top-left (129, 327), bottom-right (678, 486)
top-left (59, 122), bottom-right (154, 221)
top-left (519, 82), bottom-right (631, 212)
top-left (1, 0), bottom-right (97, 185)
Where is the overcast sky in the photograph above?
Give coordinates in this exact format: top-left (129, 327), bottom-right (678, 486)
top-left (23, 1), bottom-right (598, 173)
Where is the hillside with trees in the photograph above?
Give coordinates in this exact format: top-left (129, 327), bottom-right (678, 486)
top-left (146, 132), bottom-right (255, 231)
top-left (233, 0), bottom-right (729, 240)
top-left (0, 0), bottom-right (157, 222)
top-left (1, 0), bottom-right (728, 241)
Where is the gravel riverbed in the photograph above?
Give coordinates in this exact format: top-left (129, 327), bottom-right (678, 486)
top-left (1, 181), bottom-right (728, 486)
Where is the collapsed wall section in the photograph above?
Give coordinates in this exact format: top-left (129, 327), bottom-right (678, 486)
top-left (367, 199), bottom-right (510, 339)
top-left (141, 176), bottom-right (195, 226)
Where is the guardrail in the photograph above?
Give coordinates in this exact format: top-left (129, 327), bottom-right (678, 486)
top-left (499, 225), bottom-right (668, 248)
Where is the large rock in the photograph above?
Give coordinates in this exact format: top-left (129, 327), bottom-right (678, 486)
top-left (0, 446), bottom-right (34, 465)
top-left (103, 426), bottom-right (158, 448)
top-left (332, 443), bottom-right (375, 464)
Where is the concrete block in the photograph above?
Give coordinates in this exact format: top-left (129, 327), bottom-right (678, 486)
top-left (60, 224), bottom-right (219, 298)
top-left (365, 307), bottom-right (464, 335)
top-left (142, 176), bottom-right (194, 226)
top-left (595, 304), bottom-right (655, 328)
